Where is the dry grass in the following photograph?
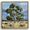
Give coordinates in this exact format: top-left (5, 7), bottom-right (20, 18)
top-left (2, 21), bottom-right (28, 29)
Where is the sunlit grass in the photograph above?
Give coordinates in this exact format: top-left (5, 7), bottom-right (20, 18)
top-left (2, 21), bottom-right (28, 29)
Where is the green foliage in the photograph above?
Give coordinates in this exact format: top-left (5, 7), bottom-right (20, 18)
top-left (6, 16), bottom-right (10, 20)
top-left (16, 6), bottom-right (19, 10)
top-left (6, 9), bottom-right (9, 13)
top-left (20, 8), bottom-right (23, 12)
top-left (6, 3), bottom-right (24, 21)
top-left (9, 4), bottom-right (15, 8)
top-left (6, 16), bottom-right (13, 21)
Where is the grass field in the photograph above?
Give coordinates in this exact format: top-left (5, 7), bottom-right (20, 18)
top-left (2, 20), bottom-right (28, 29)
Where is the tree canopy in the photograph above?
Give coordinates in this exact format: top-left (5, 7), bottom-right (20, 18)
top-left (6, 3), bottom-right (24, 21)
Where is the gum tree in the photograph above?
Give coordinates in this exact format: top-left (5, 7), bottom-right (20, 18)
top-left (6, 3), bottom-right (24, 21)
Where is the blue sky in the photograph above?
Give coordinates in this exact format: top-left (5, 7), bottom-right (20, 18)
top-left (2, 2), bottom-right (28, 20)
